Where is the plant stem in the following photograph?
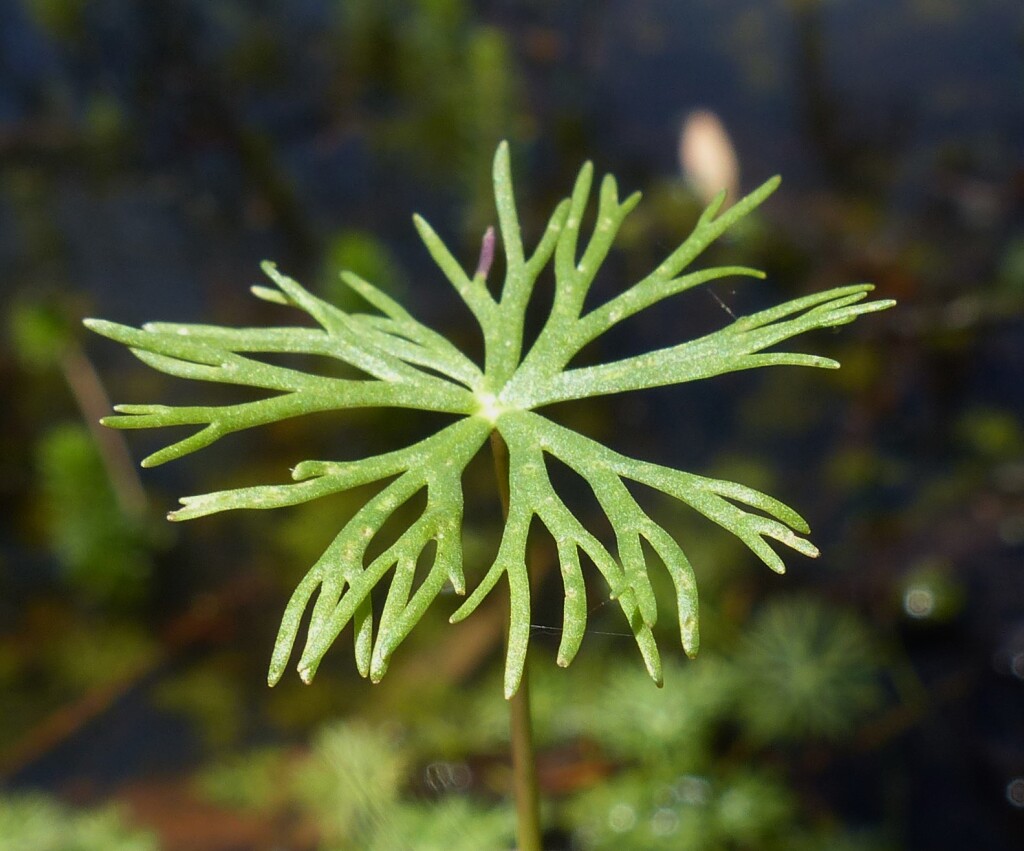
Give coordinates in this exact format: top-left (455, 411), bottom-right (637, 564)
top-left (490, 430), bottom-right (543, 851)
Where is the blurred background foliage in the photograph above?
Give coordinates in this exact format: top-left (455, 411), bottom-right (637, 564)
top-left (1, 0), bottom-right (1023, 848)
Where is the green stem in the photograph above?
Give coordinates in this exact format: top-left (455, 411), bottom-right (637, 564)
top-left (490, 430), bottom-right (542, 851)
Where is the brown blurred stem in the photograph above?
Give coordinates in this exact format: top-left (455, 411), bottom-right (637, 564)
top-left (490, 430), bottom-right (542, 851)
top-left (61, 343), bottom-right (148, 518)
top-left (0, 574), bottom-right (265, 781)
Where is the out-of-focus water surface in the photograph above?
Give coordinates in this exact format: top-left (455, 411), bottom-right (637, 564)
top-left (1, 1), bottom-right (1022, 849)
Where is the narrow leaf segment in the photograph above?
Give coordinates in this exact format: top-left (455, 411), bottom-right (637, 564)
top-left (87, 141), bottom-right (894, 696)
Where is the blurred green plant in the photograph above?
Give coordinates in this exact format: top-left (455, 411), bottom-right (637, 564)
top-left (196, 639), bottom-right (887, 850)
top-left (196, 746), bottom-right (292, 812)
top-left (35, 424), bottom-right (153, 605)
top-left (22, 0), bottom-right (86, 42)
top-left (0, 793), bottom-right (157, 851)
top-left (11, 300), bottom-right (157, 606)
top-left (732, 597), bottom-right (882, 742)
top-left (318, 229), bottom-right (409, 312)
top-left (294, 723), bottom-right (409, 845)
top-left (955, 406), bottom-right (1024, 460)
top-left (197, 722), bottom-right (513, 850)
top-left (568, 767), bottom-right (797, 851)
top-left (10, 301), bottom-right (76, 370)
top-left (44, 620), bottom-right (155, 691)
top-left (152, 664), bottom-right (246, 751)
top-left (335, 0), bottom-right (523, 227)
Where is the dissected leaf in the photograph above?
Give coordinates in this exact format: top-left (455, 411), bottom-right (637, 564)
top-left (87, 141), bottom-right (894, 696)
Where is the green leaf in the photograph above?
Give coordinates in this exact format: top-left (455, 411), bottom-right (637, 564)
top-left (87, 141), bottom-right (894, 696)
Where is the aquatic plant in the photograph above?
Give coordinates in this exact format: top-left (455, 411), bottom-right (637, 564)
top-left (87, 141), bottom-right (893, 848)
top-left (732, 597), bottom-right (882, 741)
top-left (0, 792), bottom-right (157, 851)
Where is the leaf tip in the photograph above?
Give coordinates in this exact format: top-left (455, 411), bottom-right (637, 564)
top-left (681, 617), bottom-right (700, 659)
top-left (167, 496), bottom-right (200, 521)
top-left (751, 175), bottom-right (782, 201)
top-left (411, 213), bottom-right (433, 240)
top-left (82, 318), bottom-right (126, 341)
top-left (267, 655), bottom-right (289, 687)
top-left (291, 460), bottom-right (323, 481)
top-left (250, 284), bottom-right (289, 305)
top-left (369, 657), bottom-right (389, 683)
top-left (493, 140), bottom-right (513, 182)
